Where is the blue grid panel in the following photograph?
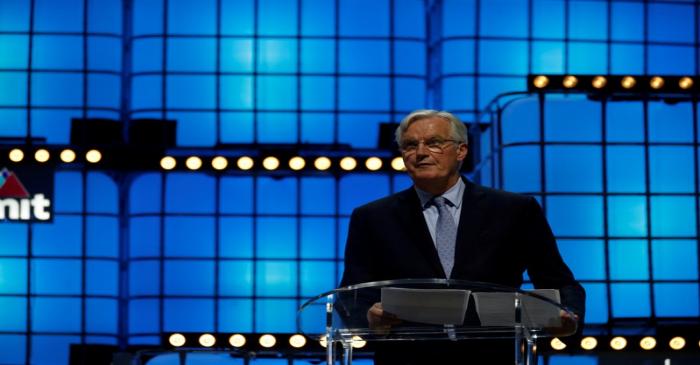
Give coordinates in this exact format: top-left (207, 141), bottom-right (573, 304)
top-left (34, 0), bottom-right (83, 32)
top-left (339, 174), bottom-right (391, 215)
top-left (32, 35), bottom-right (83, 70)
top-left (55, 172), bottom-right (85, 211)
top-left (166, 173), bottom-right (215, 213)
top-left (339, 77), bottom-right (390, 111)
top-left (545, 146), bottom-right (602, 193)
top-left (258, 112), bottom-right (298, 143)
top-left (648, 102), bottom-right (693, 143)
top-left (503, 146), bottom-right (541, 193)
top-left (301, 39), bottom-right (335, 73)
top-left (220, 176), bottom-right (253, 214)
top-left (164, 260), bottom-right (214, 295)
top-left (129, 217), bottom-right (161, 258)
top-left (606, 146), bottom-right (646, 193)
top-left (478, 77), bottom-right (525, 109)
top-left (31, 297), bottom-right (81, 332)
top-left (394, 41), bottom-right (425, 75)
top-left (611, 44), bottom-right (644, 74)
top-left (0, 223), bottom-right (27, 255)
top-left (582, 283), bottom-right (607, 324)
top-left (611, 2), bottom-right (643, 41)
top-left (221, 112), bottom-right (254, 143)
top-left (396, 0), bottom-right (425, 37)
top-left (650, 196), bottom-right (697, 237)
top-left (480, 0), bottom-right (526, 37)
top-left (502, 97), bottom-right (540, 144)
top-left (301, 113), bottom-right (334, 143)
top-left (442, 0), bottom-right (475, 37)
top-left (301, 217), bottom-right (336, 259)
top-left (164, 216), bottom-right (215, 257)
top-left (301, 261), bottom-right (336, 297)
top-left (652, 240), bottom-right (698, 280)
top-left (479, 40), bottom-right (527, 75)
top-left (32, 73), bottom-right (83, 106)
top-left (338, 113), bottom-right (385, 148)
top-left (168, 0), bottom-right (215, 35)
top-left (568, 42), bottom-right (607, 74)
top-left (302, 76), bottom-right (335, 110)
top-left (558, 240), bottom-right (605, 280)
top-left (167, 75), bottom-right (215, 109)
top-left (611, 283), bottom-right (651, 318)
top-left (606, 102), bottom-right (644, 142)
top-left (654, 283), bottom-right (700, 317)
top-left (549, 355), bottom-right (598, 365)
top-left (340, 40), bottom-right (389, 74)
top-left (0, 0), bottom-right (29, 31)
top-left (131, 76), bottom-right (163, 110)
top-left (609, 240), bottom-right (649, 280)
top-left (301, 177), bottom-right (335, 214)
top-left (220, 39), bottom-right (253, 72)
top-left (255, 299), bottom-right (296, 332)
top-left (395, 78), bottom-right (426, 111)
top-left (86, 260), bottom-right (118, 296)
top-left (648, 45), bottom-right (695, 75)
top-left (648, 3), bottom-right (694, 43)
top-left (339, 0), bottom-right (388, 36)
top-left (258, 39), bottom-right (297, 73)
top-left (257, 76), bottom-right (297, 110)
top-left (31, 259), bottom-right (81, 295)
top-left (88, 75), bottom-right (121, 108)
top-left (0, 73), bottom-right (27, 106)
top-left (258, 177), bottom-right (297, 214)
top-left (533, 0), bottom-right (564, 39)
top-left (301, 0), bottom-right (335, 36)
top-left (256, 260), bottom-right (297, 296)
top-left (218, 299), bottom-right (253, 332)
top-left (221, 0), bottom-right (254, 35)
top-left (86, 298), bottom-right (118, 333)
top-left (129, 260), bottom-right (160, 296)
top-left (259, 0), bottom-right (297, 36)
top-left (546, 196), bottom-right (604, 237)
top-left (545, 98), bottom-right (601, 142)
top-left (129, 299), bottom-right (159, 334)
top-left (171, 112), bottom-right (216, 146)
top-left (257, 217), bottom-right (297, 259)
top-left (607, 196), bottom-right (647, 237)
top-left (219, 217), bottom-right (254, 258)
top-left (569, 0), bottom-right (607, 40)
top-left (441, 77), bottom-right (474, 111)
top-left (87, 217), bottom-right (119, 257)
top-left (132, 38), bottom-right (163, 72)
top-left (649, 146), bottom-right (695, 193)
top-left (32, 216), bottom-right (82, 256)
top-left (0, 35), bottom-right (29, 68)
top-left (31, 335), bottom-right (80, 365)
top-left (338, 217), bottom-right (350, 259)
top-left (0, 335), bottom-right (25, 364)
top-left (219, 261), bottom-right (253, 296)
top-left (30, 109), bottom-right (74, 143)
top-left (0, 109), bottom-right (27, 136)
top-left (0, 297), bottom-right (26, 331)
top-left (164, 299), bottom-right (214, 332)
top-left (88, 0), bottom-right (122, 33)
top-left (532, 41), bottom-right (564, 74)
top-left (167, 38), bottom-right (216, 72)
top-left (443, 40), bottom-right (475, 74)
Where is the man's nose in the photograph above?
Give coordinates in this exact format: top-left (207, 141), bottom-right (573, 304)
top-left (415, 141), bottom-right (430, 155)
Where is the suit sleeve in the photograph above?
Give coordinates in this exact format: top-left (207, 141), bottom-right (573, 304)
top-left (522, 197), bottom-right (586, 320)
top-left (339, 207), bottom-right (378, 287)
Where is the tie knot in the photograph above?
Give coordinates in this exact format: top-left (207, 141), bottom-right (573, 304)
top-left (433, 196), bottom-right (450, 208)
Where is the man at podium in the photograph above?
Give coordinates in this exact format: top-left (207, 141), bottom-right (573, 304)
top-left (340, 109), bottom-right (585, 364)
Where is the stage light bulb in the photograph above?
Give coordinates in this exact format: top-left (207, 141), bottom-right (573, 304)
top-left (533, 75), bottom-right (549, 89)
top-left (610, 336), bottom-right (627, 350)
top-left (259, 334), bottom-right (276, 348)
top-left (562, 75), bottom-right (578, 88)
top-left (592, 76), bottom-right (607, 89)
top-left (198, 333), bottom-right (216, 347)
top-left (679, 77), bottom-right (693, 90)
top-left (35, 149), bottom-right (50, 163)
top-left (289, 334), bottom-right (307, 348)
top-left (621, 76), bottom-right (636, 89)
top-left (289, 156), bottom-right (306, 171)
top-left (340, 157), bottom-right (357, 171)
top-left (186, 156), bottom-right (202, 170)
top-left (160, 156), bottom-right (176, 170)
top-left (640, 336), bottom-right (656, 350)
top-left (168, 333), bottom-right (186, 347)
top-left (314, 157), bottom-right (331, 171)
top-left (9, 149), bottom-right (24, 162)
top-left (60, 149), bottom-right (76, 163)
top-left (365, 157), bottom-right (382, 171)
top-left (319, 335), bottom-right (328, 348)
top-left (550, 338), bottom-right (566, 350)
top-left (237, 156), bottom-right (254, 170)
top-left (86, 149), bottom-right (101, 163)
top-left (581, 337), bottom-right (598, 350)
top-left (262, 157), bottom-right (279, 170)
top-left (229, 334), bottom-right (246, 347)
top-left (211, 156), bottom-right (228, 170)
top-left (669, 337), bottom-right (686, 350)
top-left (391, 157), bottom-right (405, 171)
top-left (649, 76), bottom-right (664, 89)
top-left (351, 336), bottom-right (366, 349)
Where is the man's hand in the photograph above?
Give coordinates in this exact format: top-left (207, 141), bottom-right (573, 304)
top-left (367, 302), bottom-right (402, 334)
top-left (547, 310), bottom-right (579, 337)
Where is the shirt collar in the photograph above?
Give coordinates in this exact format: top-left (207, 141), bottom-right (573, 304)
top-left (415, 178), bottom-right (465, 209)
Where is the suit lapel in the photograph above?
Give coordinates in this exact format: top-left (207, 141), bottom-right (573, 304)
top-left (396, 188), bottom-right (446, 277)
top-left (454, 179), bottom-right (485, 273)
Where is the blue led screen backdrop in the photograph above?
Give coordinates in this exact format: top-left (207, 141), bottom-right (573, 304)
top-left (1, 0), bottom-right (699, 364)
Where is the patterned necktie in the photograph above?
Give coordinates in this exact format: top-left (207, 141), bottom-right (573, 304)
top-left (433, 196), bottom-right (457, 278)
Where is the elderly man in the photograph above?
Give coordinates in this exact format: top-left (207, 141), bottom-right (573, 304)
top-left (340, 109), bottom-right (585, 364)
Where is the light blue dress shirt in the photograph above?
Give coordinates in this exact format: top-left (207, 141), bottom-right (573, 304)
top-left (415, 179), bottom-right (465, 247)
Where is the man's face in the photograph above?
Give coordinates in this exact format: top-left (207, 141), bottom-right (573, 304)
top-left (400, 117), bottom-right (468, 190)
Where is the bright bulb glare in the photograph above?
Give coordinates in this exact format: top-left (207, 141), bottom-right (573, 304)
top-left (314, 157), bottom-right (331, 171)
top-left (562, 75), bottom-right (578, 88)
top-left (592, 76), bottom-right (607, 89)
top-left (160, 156), bottom-right (176, 170)
top-left (319, 335), bottom-right (328, 348)
top-left (550, 338), bottom-right (566, 351)
top-left (262, 157), bottom-right (280, 170)
top-left (533, 75), bottom-right (549, 89)
top-left (186, 156), bottom-right (202, 170)
top-left (289, 334), bottom-right (307, 348)
top-left (211, 156), bottom-right (228, 170)
top-left (259, 334), bottom-right (276, 348)
top-left (340, 157), bottom-right (357, 171)
top-left (199, 333), bottom-right (216, 347)
top-left (679, 77), bottom-right (693, 90)
top-left (35, 149), bottom-right (50, 163)
top-left (289, 156), bottom-right (306, 171)
top-left (229, 334), bottom-right (246, 347)
top-left (610, 336), bottom-right (627, 350)
top-left (621, 76), bottom-right (636, 89)
top-left (351, 336), bottom-right (366, 349)
top-left (8, 149), bottom-right (24, 162)
top-left (669, 337), bottom-right (686, 350)
top-left (86, 149), bottom-right (101, 163)
top-left (649, 76), bottom-right (664, 89)
top-left (60, 149), bottom-right (76, 163)
top-left (365, 157), bottom-right (382, 171)
top-left (391, 157), bottom-right (405, 171)
top-left (237, 156), bottom-right (254, 170)
top-left (581, 337), bottom-right (598, 350)
top-left (168, 333), bottom-right (186, 347)
top-left (639, 336), bottom-right (656, 350)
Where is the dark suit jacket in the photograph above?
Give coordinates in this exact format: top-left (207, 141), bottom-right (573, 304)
top-left (339, 178), bottom-right (585, 364)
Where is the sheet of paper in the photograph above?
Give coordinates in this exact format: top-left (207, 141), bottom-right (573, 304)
top-left (472, 289), bottom-right (562, 328)
top-left (380, 287), bottom-right (471, 325)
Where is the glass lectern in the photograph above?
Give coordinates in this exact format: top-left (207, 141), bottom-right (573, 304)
top-left (298, 279), bottom-right (578, 365)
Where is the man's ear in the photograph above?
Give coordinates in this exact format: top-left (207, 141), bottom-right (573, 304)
top-left (456, 143), bottom-right (468, 162)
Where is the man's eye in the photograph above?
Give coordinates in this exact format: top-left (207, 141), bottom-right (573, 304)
top-left (403, 142), bottom-right (418, 149)
top-left (426, 139), bottom-right (443, 147)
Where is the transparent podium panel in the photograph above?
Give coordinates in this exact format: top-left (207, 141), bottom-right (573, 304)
top-left (298, 279), bottom-right (578, 365)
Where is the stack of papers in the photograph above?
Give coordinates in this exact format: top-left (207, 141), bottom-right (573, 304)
top-left (381, 287), bottom-right (471, 325)
top-left (472, 289), bottom-right (561, 328)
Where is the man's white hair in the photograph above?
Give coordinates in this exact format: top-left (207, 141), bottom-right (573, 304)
top-left (394, 109), bottom-right (468, 146)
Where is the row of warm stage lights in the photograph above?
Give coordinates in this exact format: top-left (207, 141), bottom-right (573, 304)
top-left (167, 333), bottom-right (366, 350)
top-left (549, 335), bottom-right (696, 352)
top-left (531, 75), bottom-right (695, 91)
top-left (7, 148), bottom-right (102, 164)
top-left (159, 155), bottom-right (406, 172)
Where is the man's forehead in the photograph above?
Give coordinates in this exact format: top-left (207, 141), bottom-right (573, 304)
top-left (403, 118), bottom-right (451, 137)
